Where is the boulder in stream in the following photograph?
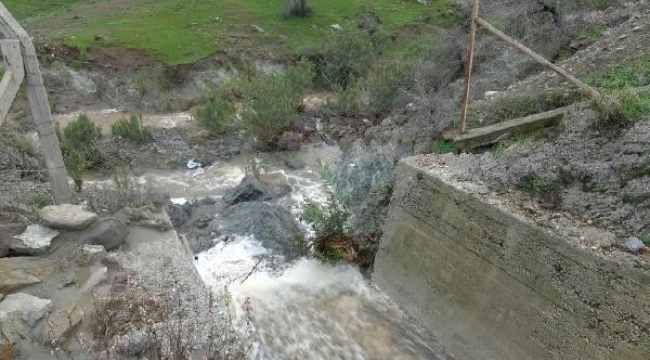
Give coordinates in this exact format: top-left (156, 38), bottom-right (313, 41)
top-left (11, 224), bottom-right (59, 256)
top-left (192, 201), bottom-right (300, 257)
top-left (39, 205), bottom-right (98, 231)
top-left (0, 293), bottom-right (52, 343)
top-left (79, 219), bottom-right (129, 251)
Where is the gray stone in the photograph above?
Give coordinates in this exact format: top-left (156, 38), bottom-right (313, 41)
top-left (0, 293), bottom-right (52, 343)
top-left (111, 329), bottom-right (150, 356)
top-left (380, 117), bottom-right (394, 127)
top-left (79, 267), bottom-right (108, 295)
top-left (39, 205), bottom-right (98, 230)
top-left (624, 237), bottom-right (647, 254)
top-left (223, 176), bottom-right (272, 205)
top-left (79, 219), bottom-right (129, 251)
top-left (195, 202), bottom-right (300, 257)
top-left (43, 304), bottom-right (84, 346)
top-left (0, 257), bottom-right (55, 294)
top-left (11, 224), bottom-right (59, 256)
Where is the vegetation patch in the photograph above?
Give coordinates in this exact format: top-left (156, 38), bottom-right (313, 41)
top-left (241, 60), bottom-right (314, 148)
top-left (111, 115), bottom-right (153, 144)
top-left (57, 114), bottom-right (103, 191)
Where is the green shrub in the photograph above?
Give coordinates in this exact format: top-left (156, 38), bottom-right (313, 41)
top-left (58, 114), bottom-right (103, 190)
top-left (242, 60), bottom-right (314, 147)
top-left (318, 29), bottom-right (378, 89)
top-left (520, 176), bottom-right (556, 194)
top-left (593, 88), bottom-right (650, 128)
top-left (194, 99), bottom-right (236, 135)
top-left (327, 80), bottom-right (363, 117)
top-left (283, 0), bottom-right (311, 18)
top-left (302, 193), bottom-right (353, 263)
top-left (363, 59), bottom-right (414, 117)
top-left (434, 140), bottom-right (455, 154)
top-left (111, 115), bottom-right (153, 144)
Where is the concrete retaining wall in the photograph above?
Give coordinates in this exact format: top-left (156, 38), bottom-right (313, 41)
top-left (374, 157), bottom-right (650, 360)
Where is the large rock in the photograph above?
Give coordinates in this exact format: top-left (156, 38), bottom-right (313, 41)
top-left (0, 293), bottom-right (52, 343)
top-left (10, 224), bottom-right (59, 256)
top-left (223, 176), bottom-right (272, 205)
top-left (39, 204), bottom-right (98, 230)
top-left (0, 257), bottom-right (54, 294)
top-left (0, 224), bottom-right (26, 258)
top-left (79, 219), bottom-right (129, 251)
top-left (43, 304), bottom-right (84, 346)
top-left (208, 201), bottom-right (300, 257)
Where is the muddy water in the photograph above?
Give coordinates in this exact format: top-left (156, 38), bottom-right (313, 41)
top-left (76, 109), bottom-right (451, 359)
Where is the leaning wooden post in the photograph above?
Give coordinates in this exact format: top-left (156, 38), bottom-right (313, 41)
top-left (0, 40), bottom-right (24, 123)
top-left (459, 0), bottom-right (481, 134)
top-left (0, 4), bottom-right (71, 204)
top-left (475, 17), bottom-right (602, 101)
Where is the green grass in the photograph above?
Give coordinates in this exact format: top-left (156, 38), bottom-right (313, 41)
top-left (1, 0), bottom-right (97, 22)
top-left (5, 0), bottom-right (456, 64)
top-left (586, 58), bottom-right (650, 92)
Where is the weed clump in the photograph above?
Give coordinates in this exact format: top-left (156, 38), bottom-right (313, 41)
top-left (593, 88), bottom-right (650, 129)
top-left (111, 115), bottom-right (153, 144)
top-left (317, 29), bottom-right (378, 89)
top-left (242, 60), bottom-right (314, 148)
top-left (57, 114), bottom-right (103, 191)
top-left (194, 98), bottom-right (236, 135)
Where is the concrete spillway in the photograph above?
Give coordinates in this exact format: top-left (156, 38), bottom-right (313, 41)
top-left (374, 156), bottom-right (650, 360)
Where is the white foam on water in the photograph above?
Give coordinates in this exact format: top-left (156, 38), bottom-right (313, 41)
top-left (194, 235), bottom-right (271, 289)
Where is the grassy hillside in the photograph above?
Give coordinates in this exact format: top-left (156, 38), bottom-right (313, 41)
top-left (4, 0), bottom-right (457, 64)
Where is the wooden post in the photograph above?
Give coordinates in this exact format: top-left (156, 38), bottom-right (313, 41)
top-left (0, 3), bottom-right (71, 204)
top-left (476, 17), bottom-right (602, 101)
top-left (0, 40), bottom-right (24, 124)
top-left (459, 0), bottom-right (481, 134)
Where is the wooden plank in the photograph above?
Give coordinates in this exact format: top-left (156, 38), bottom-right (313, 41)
top-left (0, 3), bottom-right (71, 204)
top-left (452, 104), bottom-right (583, 150)
top-left (476, 17), bottom-right (601, 101)
top-left (0, 39), bottom-right (24, 124)
top-left (459, 0), bottom-right (481, 134)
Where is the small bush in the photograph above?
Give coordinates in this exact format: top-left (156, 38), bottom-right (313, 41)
top-left (283, 0), bottom-right (311, 18)
top-left (58, 114), bottom-right (103, 190)
top-left (434, 140), bottom-right (455, 154)
top-left (363, 59), bottom-right (414, 117)
top-left (593, 88), bottom-right (650, 129)
top-left (302, 194), bottom-right (354, 263)
top-left (194, 99), bottom-right (236, 135)
top-left (317, 29), bottom-right (378, 89)
top-left (242, 60), bottom-right (314, 148)
top-left (111, 115), bottom-right (153, 144)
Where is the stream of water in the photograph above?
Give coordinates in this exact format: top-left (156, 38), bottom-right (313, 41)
top-left (69, 110), bottom-right (451, 359)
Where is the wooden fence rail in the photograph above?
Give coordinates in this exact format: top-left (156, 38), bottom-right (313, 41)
top-left (0, 3), bottom-right (70, 204)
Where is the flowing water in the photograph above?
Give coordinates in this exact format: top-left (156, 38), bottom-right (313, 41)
top-left (73, 110), bottom-right (452, 359)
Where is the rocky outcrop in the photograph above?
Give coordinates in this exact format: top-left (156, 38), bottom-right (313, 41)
top-left (223, 176), bottom-right (272, 205)
top-left (39, 205), bottom-right (98, 231)
top-left (79, 219), bottom-right (129, 251)
top-left (0, 293), bottom-right (52, 343)
top-left (10, 225), bottom-right (59, 256)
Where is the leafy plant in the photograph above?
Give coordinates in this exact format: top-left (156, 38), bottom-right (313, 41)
top-left (434, 140), bottom-right (455, 154)
top-left (520, 176), bottom-right (556, 194)
top-left (57, 113), bottom-right (103, 191)
top-left (302, 193), bottom-right (353, 263)
top-left (318, 29), bottom-right (378, 89)
top-left (363, 58), bottom-right (414, 117)
top-left (194, 98), bottom-right (236, 135)
top-left (111, 115), bottom-right (153, 144)
top-left (241, 60), bottom-right (314, 148)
